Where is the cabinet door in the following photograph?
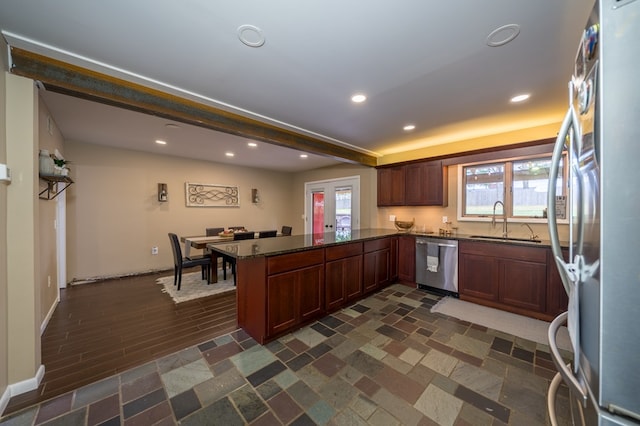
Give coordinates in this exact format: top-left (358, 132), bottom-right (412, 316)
top-left (499, 259), bottom-right (547, 312)
top-left (389, 236), bottom-right (398, 282)
top-left (404, 161), bottom-right (447, 206)
top-left (267, 272), bottom-right (297, 336)
top-left (398, 235), bottom-right (416, 285)
top-left (459, 253), bottom-right (499, 301)
top-left (344, 255), bottom-right (364, 302)
top-left (363, 249), bottom-right (390, 293)
top-left (325, 259), bottom-right (346, 312)
top-left (546, 249), bottom-right (569, 316)
top-left (298, 265), bottom-right (324, 323)
top-left (377, 167), bottom-right (405, 206)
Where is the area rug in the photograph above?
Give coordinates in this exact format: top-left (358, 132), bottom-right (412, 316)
top-left (156, 271), bottom-right (235, 303)
top-left (431, 297), bottom-right (572, 351)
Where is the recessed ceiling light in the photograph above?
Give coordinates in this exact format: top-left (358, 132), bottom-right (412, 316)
top-left (351, 94), bottom-right (367, 103)
top-left (403, 124), bottom-right (416, 131)
top-left (237, 24), bottom-right (265, 48)
top-left (165, 123), bottom-right (180, 130)
top-left (155, 139), bottom-right (167, 145)
top-left (247, 142), bottom-right (258, 147)
top-left (225, 152), bottom-right (235, 157)
top-left (510, 93), bottom-right (531, 103)
top-left (300, 154), bottom-right (308, 159)
top-left (486, 24), bottom-right (521, 47)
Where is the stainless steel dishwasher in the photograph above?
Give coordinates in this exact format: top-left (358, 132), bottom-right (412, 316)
top-left (416, 237), bottom-right (458, 296)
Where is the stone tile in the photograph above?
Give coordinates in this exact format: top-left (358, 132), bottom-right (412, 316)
top-left (446, 333), bottom-right (491, 359)
top-left (505, 364), bottom-right (549, 395)
top-left (192, 368), bottom-right (246, 407)
top-left (414, 384), bottom-right (463, 426)
top-left (264, 338), bottom-right (286, 354)
top-left (454, 385), bottom-right (510, 423)
top-left (329, 407), bottom-right (369, 426)
top-left (202, 341), bottom-right (244, 366)
top-left (511, 346), bottom-right (534, 363)
top-left (399, 347), bottom-right (424, 366)
top-left (180, 396), bottom-right (244, 426)
top-left (381, 354), bottom-right (412, 374)
top-left (350, 303), bottom-right (370, 313)
top-left (371, 387), bottom-right (425, 426)
top-left (288, 380), bottom-right (320, 409)
top-left (312, 353), bottom-right (347, 377)
top-left (36, 407), bottom-right (87, 426)
top-left (499, 375), bottom-right (548, 424)
top-left (307, 342), bottom-right (332, 359)
top-left (451, 349), bottom-right (483, 367)
top-left (122, 388), bottom-right (166, 420)
top-left (169, 388), bottom-right (201, 420)
top-left (197, 339), bottom-right (217, 352)
top-left (339, 365), bottom-right (364, 385)
top-left (295, 364), bottom-right (330, 391)
top-left (274, 347), bottom-right (296, 363)
top-left (87, 394), bottom-right (120, 426)
top-left (381, 313), bottom-right (402, 325)
top-left (344, 349), bottom-right (385, 377)
top-left (431, 372), bottom-right (459, 395)
top-left (213, 333), bottom-right (234, 346)
top-left (359, 343), bottom-right (387, 360)
top-left (230, 344), bottom-right (277, 376)
top-left (229, 385), bottom-right (268, 423)
top-left (273, 369), bottom-right (299, 389)
top-left (489, 350), bottom-right (533, 373)
top-left (250, 411), bottom-right (280, 426)
top-left (349, 314), bottom-right (372, 328)
top-left (0, 406), bottom-right (38, 426)
top-left (449, 362), bottom-right (503, 400)
top-left (72, 376), bottom-right (120, 409)
top-left (121, 372), bottom-right (163, 403)
top-left (351, 394), bottom-right (377, 420)
top-left (306, 400), bottom-right (336, 425)
top-left (341, 307), bottom-right (361, 318)
top-left (156, 346), bottom-right (202, 374)
top-left (420, 348), bottom-right (458, 377)
top-left (415, 327), bottom-right (434, 338)
top-left (310, 322), bottom-right (336, 338)
top-left (374, 365), bottom-right (425, 404)
top-left (318, 376), bottom-right (358, 410)
top-left (231, 328), bottom-right (252, 343)
top-left (268, 390), bottom-right (303, 424)
top-left (211, 358), bottom-right (234, 376)
top-left (245, 360), bottom-right (287, 387)
top-left (456, 402), bottom-right (494, 426)
top-left (255, 380), bottom-right (282, 401)
top-left (119, 361), bottom-right (158, 385)
top-left (34, 392), bottom-right (73, 424)
top-left (426, 338), bottom-right (453, 354)
top-left (320, 315), bottom-right (345, 329)
top-left (290, 413), bottom-right (316, 426)
top-left (329, 336), bottom-right (361, 360)
top-left (336, 322), bottom-right (356, 334)
top-left (286, 338), bottom-right (311, 354)
top-left (354, 375), bottom-right (381, 398)
top-left (286, 352), bottom-right (314, 372)
top-left (407, 363), bottom-right (436, 387)
top-left (376, 324), bottom-right (408, 341)
top-left (383, 339), bottom-right (408, 357)
top-left (160, 358), bottom-right (213, 398)
top-left (369, 407), bottom-right (400, 426)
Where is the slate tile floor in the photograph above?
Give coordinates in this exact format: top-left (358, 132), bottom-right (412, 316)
top-left (0, 284), bottom-right (572, 425)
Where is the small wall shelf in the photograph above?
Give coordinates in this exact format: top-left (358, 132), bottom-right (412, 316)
top-left (39, 175), bottom-right (73, 200)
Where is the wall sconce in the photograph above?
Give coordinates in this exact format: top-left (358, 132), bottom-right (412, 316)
top-left (251, 188), bottom-right (260, 204)
top-left (158, 183), bottom-right (168, 202)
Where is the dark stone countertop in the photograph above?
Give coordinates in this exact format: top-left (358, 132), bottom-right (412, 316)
top-left (206, 228), bottom-right (399, 259)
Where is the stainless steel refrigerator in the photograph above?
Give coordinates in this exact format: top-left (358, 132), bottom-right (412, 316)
top-left (547, 0), bottom-right (640, 425)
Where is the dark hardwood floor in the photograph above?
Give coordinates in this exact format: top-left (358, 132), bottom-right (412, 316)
top-left (4, 268), bottom-right (238, 415)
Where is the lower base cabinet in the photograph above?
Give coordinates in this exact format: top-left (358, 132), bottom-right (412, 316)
top-left (325, 242), bottom-right (363, 312)
top-left (363, 239), bottom-right (391, 293)
top-left (397, 235), bottom-right (416, 285)
top-left (459, 241), bottom-right (550, 320)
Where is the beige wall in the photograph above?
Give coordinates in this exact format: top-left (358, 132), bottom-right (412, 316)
top-left (38, 97), bottom-right (65, 323)
top-left (5, 74), bottom-right (42, 391)
top-left (65, 141), bottom-right (299, 281)
top-left (0, 47), bottom-right (9, 410)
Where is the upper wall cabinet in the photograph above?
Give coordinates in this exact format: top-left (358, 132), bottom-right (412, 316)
top-left (377, 160), bottom-right (447, 207)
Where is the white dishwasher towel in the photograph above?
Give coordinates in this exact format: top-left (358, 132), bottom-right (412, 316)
top-left (427, 243), bottom-right (439, 272)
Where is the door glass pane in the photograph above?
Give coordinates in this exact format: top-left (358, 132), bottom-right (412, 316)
top-left (335, 186), bottom-right (352, 241)
top-left (513, 157), bottom-right (562, 218)
top-left (463, 163), bottom-right (505, 216)
top-left (312, 192), bottom-right (325, 234)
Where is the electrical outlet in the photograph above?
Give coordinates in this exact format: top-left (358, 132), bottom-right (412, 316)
top-left (389, 215), bottom-right (396, 222)
top-left (151, 246), bottom-right (158, 255)
top-left (442, 216), bottom-right (448, 223)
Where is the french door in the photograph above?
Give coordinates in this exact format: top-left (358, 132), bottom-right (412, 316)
top-left (305, 176), bottom-right (360, 241)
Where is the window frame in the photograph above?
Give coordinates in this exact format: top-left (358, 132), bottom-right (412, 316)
top-left (457, 152), bottom-right (568, 224)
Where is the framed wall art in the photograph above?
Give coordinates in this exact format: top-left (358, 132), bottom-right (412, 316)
top-left (185, 182), bottom-right (240, 207)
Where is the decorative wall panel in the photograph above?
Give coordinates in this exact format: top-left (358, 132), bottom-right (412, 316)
top-left (185, 183), bottom-right (239, 207)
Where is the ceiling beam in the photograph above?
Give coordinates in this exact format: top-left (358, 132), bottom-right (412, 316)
top-left (8, 47), bottom-right (377, 167)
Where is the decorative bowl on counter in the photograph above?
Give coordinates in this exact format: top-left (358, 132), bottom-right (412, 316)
top-left (394, 218), bottom-right (415, 233)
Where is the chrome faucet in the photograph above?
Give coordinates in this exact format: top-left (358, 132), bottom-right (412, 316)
top-left (521, 223), bottom-right (539, 241)
top-left (492, 200), bottom-right (508, 238)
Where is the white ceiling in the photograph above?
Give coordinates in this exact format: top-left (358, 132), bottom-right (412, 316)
top-left (0, 0), bottom-right (593, 171)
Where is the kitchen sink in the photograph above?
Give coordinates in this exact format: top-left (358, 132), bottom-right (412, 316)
top-left (469, 235), bottom-right (542, 243)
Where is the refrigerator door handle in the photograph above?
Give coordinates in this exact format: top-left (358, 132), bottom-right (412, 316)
top-left (548, 312), bottom-right (588, 407)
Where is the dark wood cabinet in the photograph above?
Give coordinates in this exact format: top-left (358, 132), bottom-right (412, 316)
top-left (325, 242), bottom-right (363, 312)
top-left (459, 241), bottom-right (550, 320)
top-left (389, 236), bottom-right (398, 282)
top-left (397, 235), bottom-right (416, 285)
top-left (404, 160), bottom-right (448, 206)
top-left (363, 239), bottom-right (391, 293)
top-left (377, 166), bottom-right (405, 206)
top-left (266, 249), bottom-right (324, 339)
top-left (378, 160), bottom-right (447, 207)
top-left (546, 249), bottom-right (569, 317)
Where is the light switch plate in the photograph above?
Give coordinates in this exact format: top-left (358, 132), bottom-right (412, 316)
top-left (442, 216), bottom-right (448, 223)
top-left (389, 215), bottom-right (396, 222)
top-left (0, 164), bottom-right (11, 182)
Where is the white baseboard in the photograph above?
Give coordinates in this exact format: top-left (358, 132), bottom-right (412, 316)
top-left (0, 364), bottom-right (45, 416)
top-left (41, 296), bottom-right (59, 335)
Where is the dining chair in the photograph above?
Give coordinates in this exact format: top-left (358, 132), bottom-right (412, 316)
top-left (233, 231), bottom-right (255, 240)
top-left (168, 233), bottom-right (212, 290)
top-left (258, 230), bottom-right (277, 238)
top-left (281, 225), bottom-right (292, 236)
top-left (206, 227), bottom-right (224, 236)
top-left (228, 226), bottom-right (245, 231)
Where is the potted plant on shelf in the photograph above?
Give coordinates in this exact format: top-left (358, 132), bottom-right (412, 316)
top-left (52, 157), bottom-right (70, 176)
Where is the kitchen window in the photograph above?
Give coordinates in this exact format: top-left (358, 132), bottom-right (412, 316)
top-left (460, 154), bottom-right (567, 220)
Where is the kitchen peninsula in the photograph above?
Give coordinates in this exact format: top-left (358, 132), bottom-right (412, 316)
top-left (207, 229), bottom-right (399, 343)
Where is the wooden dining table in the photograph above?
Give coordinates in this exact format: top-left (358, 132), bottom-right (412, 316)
top-left (180, 235), bottom-right (236, 283)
